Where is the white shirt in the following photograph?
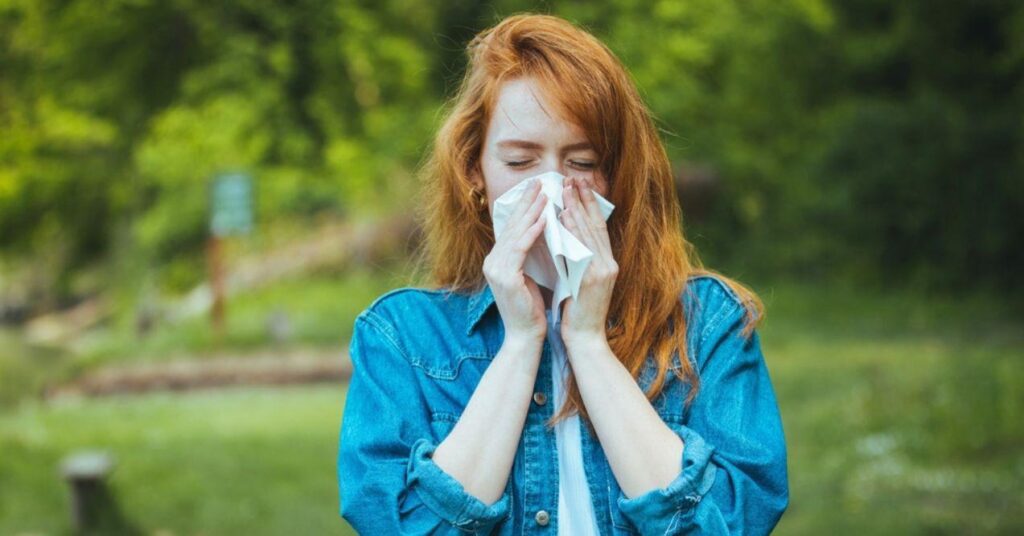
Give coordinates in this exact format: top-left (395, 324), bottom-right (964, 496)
top-left (545, 308), bottom-right (601, 536)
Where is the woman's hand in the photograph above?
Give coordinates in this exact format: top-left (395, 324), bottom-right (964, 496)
top-left (483, 179), bottom-right (549, 345)
top-left (558, 176), bottom-right (618, 345)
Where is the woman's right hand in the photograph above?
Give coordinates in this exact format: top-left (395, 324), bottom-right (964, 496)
top-left (483, 180), bottom-right (549, 345)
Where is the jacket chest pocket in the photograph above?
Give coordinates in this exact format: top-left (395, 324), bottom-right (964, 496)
top-left (412, 351), bottom-right (497, 415)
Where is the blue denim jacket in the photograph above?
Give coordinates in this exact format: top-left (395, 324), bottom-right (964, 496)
top-left (338, 274), bottom-right (788, 535)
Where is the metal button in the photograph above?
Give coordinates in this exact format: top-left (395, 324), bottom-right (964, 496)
top-left (535, 509), bottom-right (550, 526)
top-left (533, 392), bottom-right (547, 406)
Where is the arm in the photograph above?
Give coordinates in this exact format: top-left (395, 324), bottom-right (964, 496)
top-left (557, 178), bottom-right (788, 533)
top-left (563, 334), bottom-right (686, 500)
top-left (566, 298), bottom-right (789, 535)
top-left (338, 310), bottom-right (542, 534)
top-left (431, 332), bottom-right (543, 504)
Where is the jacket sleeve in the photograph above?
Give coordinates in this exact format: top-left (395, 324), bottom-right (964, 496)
top-left (338, 310), bottom-right (512, 534)
top-left (616, 295), bottom-right (790, 535)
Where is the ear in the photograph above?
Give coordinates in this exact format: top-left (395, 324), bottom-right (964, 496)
top-left (468, 163), bottom-right (485, 191)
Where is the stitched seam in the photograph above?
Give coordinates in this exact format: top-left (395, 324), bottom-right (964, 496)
top-left (357, 311), bottom-right (413, 363)
top-left (665, 508), bottom-right (684, 534)
top-left (686, 274), bottom-right (745, 307)
top-left (362, 309), bottom-right (494, 380)
top-left (699, 299), bottom-right (741, 348)
top-left (411, 354), bottom-right (494, 380)
top-left (365, 286), bottom-right (453, 316)
top-left (430, 411), bottom-right (460, 423)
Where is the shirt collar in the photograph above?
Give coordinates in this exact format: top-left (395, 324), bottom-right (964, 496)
top-left (465, 281), bottom-right (496, 336)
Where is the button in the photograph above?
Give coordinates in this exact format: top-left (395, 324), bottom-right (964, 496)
top-left (533, 392), bottom-right (548, 406)
top-left (535, 510), bottom-right (550, 526)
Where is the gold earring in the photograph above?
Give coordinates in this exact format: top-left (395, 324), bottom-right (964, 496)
top-left (471, 188), bottom-right (487, 209)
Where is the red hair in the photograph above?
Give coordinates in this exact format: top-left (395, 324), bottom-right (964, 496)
top-left (413, 13), bottom-right (764, 431)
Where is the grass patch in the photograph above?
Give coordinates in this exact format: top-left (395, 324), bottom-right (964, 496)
top-left (0, 385), bottom-right (355, 535)
top-left (755, 279), bottom-right (1024, 534)
top-left (80, 266), bottom-right (407, 365)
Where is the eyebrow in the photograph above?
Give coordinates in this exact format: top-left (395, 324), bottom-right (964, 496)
top-left (496, 139), bottom-right (595, 152)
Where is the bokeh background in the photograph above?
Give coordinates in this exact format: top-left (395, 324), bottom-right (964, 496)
top-left (1, 0), bottom-right (1022, 534)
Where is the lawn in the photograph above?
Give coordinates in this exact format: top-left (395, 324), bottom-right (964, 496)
top-left (0, 385), bottom-right (356, 535)
top-left (0, 276), bottom-right (1021, 534)
top-left (760, 280), bottom-right (1024, 534)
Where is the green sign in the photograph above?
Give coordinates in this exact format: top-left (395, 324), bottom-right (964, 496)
top-left (210, 172), bottom-right (254, 236)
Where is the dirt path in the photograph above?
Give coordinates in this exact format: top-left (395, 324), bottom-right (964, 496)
top-left (46, 347), bottom-right (352, 400)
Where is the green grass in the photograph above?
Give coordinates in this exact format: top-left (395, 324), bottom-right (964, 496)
top-left (80, 266), bottom-right (407, 365)
top-left (0, 385), bottom-right (356, 535)
top-left (756, 279), bottom-right (1024, 534)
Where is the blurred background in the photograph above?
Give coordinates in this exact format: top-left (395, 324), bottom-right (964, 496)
top-left (1, 0), bottom-right (1022, 534)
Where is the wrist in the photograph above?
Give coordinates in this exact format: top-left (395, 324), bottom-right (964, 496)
top-left (562, 330), bottom-right (610, 353)
top-left (502, 331), bottom-right (545, 352)
top-left (497, 333), bottom-right (545, 379)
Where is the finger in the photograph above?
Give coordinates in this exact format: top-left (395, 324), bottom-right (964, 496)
top-left (562, 176), bottom-right (575, 211)
top-left (502, 180), bottom-right (542, 234)
top-left (565, 180), bottom-right (599, 249)
top-left (500, 185), bottom-right (546, 244)
top-left (578, 177), bottom-right (607, 229)
top-left (559, 182), bottom-right (585, 238)
top-left (577, 177), bottom-right (614, 258)
top-left (573, 178), bottom-right (602, 232)
top-left (505, 207), bottom-right (547, 269)
top-left (569, 206), bottom-right (598, 254)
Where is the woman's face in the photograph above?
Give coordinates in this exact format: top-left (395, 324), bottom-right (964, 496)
top-left (473, 77), bottom-right (608, 212)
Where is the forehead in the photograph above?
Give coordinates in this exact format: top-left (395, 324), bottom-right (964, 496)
top-left (486, 77), bottom-right (587, 145)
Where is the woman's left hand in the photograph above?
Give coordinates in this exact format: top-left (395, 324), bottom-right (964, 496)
top-left (559, 175), bottom-right (618, 345)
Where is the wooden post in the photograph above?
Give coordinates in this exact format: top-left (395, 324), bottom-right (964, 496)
top-left (207, 235), bottom-right (225, 339)
top-left (61, 451), bottom-right (115, 531)
top-left (208, 171), bottom-right (253, 340)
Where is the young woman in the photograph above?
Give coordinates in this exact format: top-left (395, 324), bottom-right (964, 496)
top-left (338, 13), bottom-right (788, 535)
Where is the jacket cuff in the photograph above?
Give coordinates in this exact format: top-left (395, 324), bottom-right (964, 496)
top-left (407, 437), bottom-right (512, 532)
top-left (617, 423), bottom-right (718, 527)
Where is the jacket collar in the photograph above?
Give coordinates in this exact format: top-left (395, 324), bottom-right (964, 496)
top-left (465, 281), bottom-right (496, 336)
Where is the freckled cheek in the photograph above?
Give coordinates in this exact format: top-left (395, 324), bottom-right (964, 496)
top-left (479, 161), bottom-right (518, 201)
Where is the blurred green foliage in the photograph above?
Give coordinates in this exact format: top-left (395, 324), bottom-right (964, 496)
top-left (1, 0), bottom-right (1021, 303)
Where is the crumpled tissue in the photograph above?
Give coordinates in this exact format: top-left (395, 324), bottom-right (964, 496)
top-left (491, 171), bottom-right (614, 324)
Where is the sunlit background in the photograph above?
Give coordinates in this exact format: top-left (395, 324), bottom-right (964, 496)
top-left (1, 0), bottom-right (1022, 534)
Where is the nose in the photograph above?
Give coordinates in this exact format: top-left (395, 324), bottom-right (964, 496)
top-left (535, 161), bottom-right (566, 181)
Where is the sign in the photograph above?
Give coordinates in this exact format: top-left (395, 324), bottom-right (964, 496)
top-left (210, 172), bottom-right (253, 236)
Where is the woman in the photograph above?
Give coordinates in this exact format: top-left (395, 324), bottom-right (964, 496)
top-left (338, 13), bottom-right (788, 535)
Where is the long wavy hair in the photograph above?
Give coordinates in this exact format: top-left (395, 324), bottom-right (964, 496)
top-left (412, 13), bottom-right (764, 432)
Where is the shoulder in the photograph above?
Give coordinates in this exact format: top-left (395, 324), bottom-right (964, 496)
top-left (356, 286), bottom-right (471, 334)
top-left (352, 286), bottom-right (481, 366)
top-left (683, 273), bottom-right (747, 319)
top-left (681, 273), bottom-right (758, 356)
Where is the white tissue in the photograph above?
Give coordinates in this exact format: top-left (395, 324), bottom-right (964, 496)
top-left (491, 171), bottom-right (615, 324)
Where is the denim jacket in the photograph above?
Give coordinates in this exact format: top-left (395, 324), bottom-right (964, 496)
top-left (337, 274), bottom-right (789, 535)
